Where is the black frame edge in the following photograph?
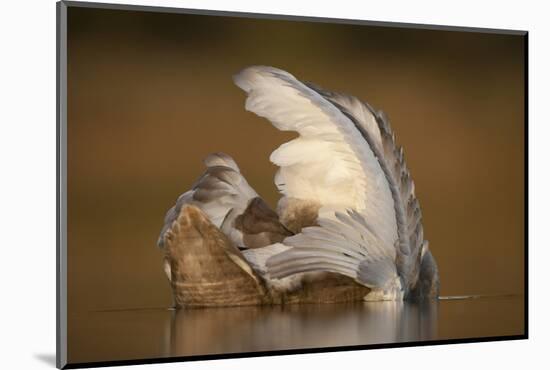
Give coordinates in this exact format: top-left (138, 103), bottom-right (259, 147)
top-left (63, 334), bottom-right (527, 369)
top-left (523, 32), bottom-right (529, 339)
top-left (57, 1), bottom-right (68, 369)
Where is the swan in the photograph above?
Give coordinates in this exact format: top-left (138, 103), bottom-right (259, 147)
top-left (157, 66), bottom-right (439, 307)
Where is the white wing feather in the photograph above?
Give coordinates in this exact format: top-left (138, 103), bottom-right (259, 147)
top-left (308, 85), bottom-right (425, 285)
top-left (267, 210), bottom-right (398, 288)
top-left (233, 66), bottom-right (398, 250)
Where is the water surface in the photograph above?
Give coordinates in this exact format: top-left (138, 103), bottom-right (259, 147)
top-left (68, 295), bottom-right (524, 364)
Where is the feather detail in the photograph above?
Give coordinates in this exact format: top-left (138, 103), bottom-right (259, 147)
top-left (158, 152), bottom-right (292, 254)
top-left (235, 66), bottom-right (432, 295)
top-left (157, 153), bottom-right (258, 249)
top-left (266, 210), bottom-right (398, 289)
top-left (162, 204), bottom-right (268, 307)
top-left (234, 66), bottom-right (398, 250)
top-left (306, 84), bottom-right (426, 289)
top-left (241, 243), bottom-right (292, 275)
top-left (202, 152), bottom-right (241, 172)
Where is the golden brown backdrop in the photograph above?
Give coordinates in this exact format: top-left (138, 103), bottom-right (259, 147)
top-left (67, 7), bottom-right (525, 312)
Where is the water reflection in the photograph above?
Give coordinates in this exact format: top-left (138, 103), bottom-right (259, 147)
top-left (67, 296), bottom-right (524, 364)
top-left (169, 300), bottom-right (438, 356)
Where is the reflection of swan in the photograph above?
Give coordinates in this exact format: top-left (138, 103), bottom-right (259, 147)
top-left (158, 66), bottom-right (439, 307)
top-left (167, 301), bottom-right (438, 356)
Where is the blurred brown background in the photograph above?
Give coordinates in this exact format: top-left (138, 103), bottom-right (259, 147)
top-left (67, 7), bottom-right (525, 312)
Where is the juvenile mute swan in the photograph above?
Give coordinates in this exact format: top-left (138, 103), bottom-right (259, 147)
top-left (158, 66), bottom-right (439, 308)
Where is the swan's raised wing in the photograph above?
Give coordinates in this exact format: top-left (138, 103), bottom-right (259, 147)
top-left (307, 86), bottom-right (426, 287)
top-left (233, 66), bottom-right (398, 250)
top-left (234, 66), bottom-right (431, 292)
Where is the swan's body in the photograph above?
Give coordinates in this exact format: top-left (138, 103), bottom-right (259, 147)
top-left (158, 66), bottom-right (439, 307)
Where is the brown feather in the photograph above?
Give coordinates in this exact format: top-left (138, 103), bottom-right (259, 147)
top-left (277, 197), bottom-right (321, 234)
top-left (163, 205), bottom-right (269, 307)
top-left (234, 197), bottom-right (293, 248)
top-left (280, 273), bottom-right (371, 304)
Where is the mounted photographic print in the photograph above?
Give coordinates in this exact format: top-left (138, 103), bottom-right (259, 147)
top-left (56, 1), bottom-right (527, 368)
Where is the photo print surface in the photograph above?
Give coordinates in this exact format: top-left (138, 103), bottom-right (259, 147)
top-left (60, 2), bottom-right (526, 367)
